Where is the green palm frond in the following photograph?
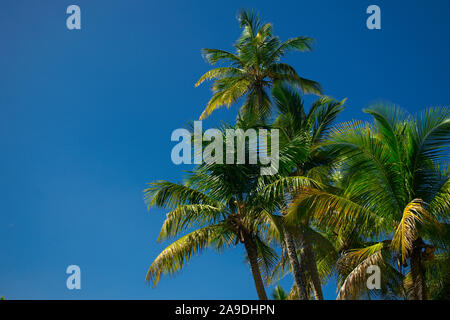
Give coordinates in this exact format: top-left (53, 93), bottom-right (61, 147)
top-left (259, 176), bottom-right (322, 204)
top-left (201, 48), bottom-right (244, 66)
top-left (269, 63), bottom-right (321, 95)
top-left (271, 285), bottom-right (288, 300)
top-left (253, 235), bottom-right (279, 283)
top-left (268, 246), bottom-right (291, 285)
top-left (270, 37), bottom-right (314, 60)
top-left (144, 181), bottom-right (217, 210)
top-left (363, 104), bottom-right (408, 162)
top-left (425, 251), bottom-right (450, 300)
top-left (323, 120), bottom-right (406, 215)
top-left (251, 209), bottom-right (283, 244)
top-left (428, 165), bottom-right (450, 218)
top-left (409, 106), bottom-right (450, 165)
top-left (309, 98), bottom-right (347, 143)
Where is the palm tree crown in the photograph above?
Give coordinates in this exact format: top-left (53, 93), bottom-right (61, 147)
top-left (288, 105), bottom-right (450, 299)
top-left (195, 10), bottom-right (322, 121)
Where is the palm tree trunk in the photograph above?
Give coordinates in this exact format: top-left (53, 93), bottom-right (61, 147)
top-left (410, 238), bottom-right (427, 300)
top-left (283, 227), bottom-right (308, 300)
top-left (301, 238), bottom-right (323, 300)
top-left (256, 84), bottom-right (266, 124)
top-left (242, 233), bottom-right (268, 300)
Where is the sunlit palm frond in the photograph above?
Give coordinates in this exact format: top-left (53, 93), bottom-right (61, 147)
top-left (195, 67), bottom-right (244, 87)
top-left (391, 199), bottom-right (438, 264)
top-left (337, 242), bottom-right (387, 300)
top-left (200, 78), bottom-right (251, 120)
top-left (146, 224), bottom-right (228, 287)
top-left (158, 204), bottom-right (225, 241)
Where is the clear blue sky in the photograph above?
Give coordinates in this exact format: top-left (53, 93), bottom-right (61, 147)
top-left (1, 0), bottom-right (449, 299)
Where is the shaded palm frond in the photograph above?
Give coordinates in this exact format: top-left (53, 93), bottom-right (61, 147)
top-left (271, 285), bottom-right (288, 300)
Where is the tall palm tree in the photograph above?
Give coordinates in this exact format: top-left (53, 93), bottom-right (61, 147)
top-left (144, 122), bottom-right (309, 300)
top-left (195, 9), bottom-right (321, 121)
top-left (287, 105), bottom-right (449, 300)
top-left (259, 84), bottom-right (346, 299)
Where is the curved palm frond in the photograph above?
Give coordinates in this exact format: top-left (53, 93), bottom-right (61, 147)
top-left (391, 199), bottom-right (438, 264)
top-left (337, 242), bottom-right (388, 300)
top-left (158, 204), bottom-right (225, 241)
top-left (195, 67), bottom-right (244, 87)
top-left (428, 167), bottom-right (450, 219)
top-left (146, 224), bottom-right (229, 287)
top-left (201, 48), bottom-right (244, 66)
top-left (408, 107), bottom-right (450, 166)
top-left (288, 187), bottom-right (386, 238)
top-left (270, 37), bottom-right (314, 61)
top-left (309, 98), bottom-right (347, 143)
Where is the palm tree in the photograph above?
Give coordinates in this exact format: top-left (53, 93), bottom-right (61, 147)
top-left (195, 9), bottom-right (321, 122)
top-left (258, 84), bottom-right (346, 299)
top-left (144, 122), bottom-right (310, 300)
top-left (144, 170), bottom-right (270, 299)
top-left (288, 104), bottom-right (449, 300)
